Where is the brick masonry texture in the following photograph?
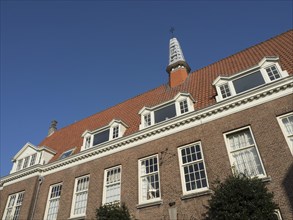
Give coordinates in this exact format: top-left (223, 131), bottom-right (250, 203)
top-left (2, 94), bottom-right (292, 219)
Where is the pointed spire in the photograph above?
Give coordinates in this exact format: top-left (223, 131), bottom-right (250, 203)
top-left (48, 120), bottom-right (58, 137)
top-left (166, 31), bottom-right (190, 87)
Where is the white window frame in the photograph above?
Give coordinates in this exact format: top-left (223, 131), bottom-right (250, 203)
top-left (178, 142), bottom-right (209, 195)
top-left (138, 154), bottom-right (161, 204)
top-left (213, 57), bottom-right (289, 102)
top-left (16, 159), bottom-right (23, 171)
top-left (29, 153), bottom-right (37, 166)
top-left (81, 120), bottom-right (128, 151)
top-left (102, 166), bottom-right (121, 205)
top-left (224, 126), bottom-right (267, 178)
top-left (15, 152), bottom-right (39, 172)
top-left (277, 112), bottom-right (293, 156)
top-left (139, 93), bottom-right (195, 129)
top-left (2, 191), bottom-right (25, 220)
top-left (70, 175), bottom-right (90, 218)
top-left (111, 125), bottom-right (119, 139)
top-left (44, 183), bottom-right (62, 220)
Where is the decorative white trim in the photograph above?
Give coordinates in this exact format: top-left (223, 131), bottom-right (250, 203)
top-left (277, 112), bottom-right (293, 156)
top-left (102, 165), bottom-right (121, 205)
top-left (70, 175), bottom-right (90, 218)
top-left (1, 76), bottom-right (292, 187)
top-left (138, 154), bottom-right (161, 205)
top-left (44, 182), bottom-right (63, 220)
top-left (177, 142), bottom-right (209, 195)
top-left (213, 57), bottom-right (289, 101)
top-left (139, 92), bottom-right (195, 129)
top-left (223, 126), bottom-right (267, 178)
top-left (81, 120), bottom-right (128, 151)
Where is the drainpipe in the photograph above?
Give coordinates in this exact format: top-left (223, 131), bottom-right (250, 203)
top-left (30, 176), bottom-right (44, 220)
top-left (168, 202), bottom-right (177, 220)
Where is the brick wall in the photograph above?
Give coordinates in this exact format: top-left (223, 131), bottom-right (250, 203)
top-left (1, 94), bottom-right (292, 219)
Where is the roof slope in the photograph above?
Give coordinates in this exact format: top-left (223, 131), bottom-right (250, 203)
top-left (39, 30), bottom-right (293, 161)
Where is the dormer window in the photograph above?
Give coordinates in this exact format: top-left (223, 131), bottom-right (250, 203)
top-left (93, 129), bottom-right (110, 146)
top-left (60, 148), bottom-right (74, 160)
top-left (84, 136), bottom-right (92, 150)
top-left (154, 104), bottom-right (176, 123)
top-left (266, 65), bottom-right (281, 81)
top-left (30, 153), bottom-right (37, 166)
top-left (112, 125), bottom-right (119, 139)
top-left (213, 57), bottom-right (289, 102)
top-left (16, 159), bottom-right (23, 171)
top-left (11, 143), bottom-right (56, 173)
top-left (144, 113), bottom-right (151, 127)
top-left (219, 83), bottom-right (231, 99)
top-left (23, 156), bottom-right (30, 169)
top-left (179, 99), bottom-right (189, 114)
top-left (15, 153), bottom-right (39, 172)
top-left (81, 120), bottom-right (128, 151)
top-left (139, 93), bottom-right (195, 129)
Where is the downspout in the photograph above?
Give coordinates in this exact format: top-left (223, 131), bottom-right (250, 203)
top-left (30, 176), bottom-right (44, 220)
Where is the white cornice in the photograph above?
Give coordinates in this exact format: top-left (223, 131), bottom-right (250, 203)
top-left (1, 76), bottom-right (293, 187)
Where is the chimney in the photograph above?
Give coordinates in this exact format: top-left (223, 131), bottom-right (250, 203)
top-left (48, 120), bottom-right (58, 136)
top-left (166, 37), bottom-right (190, 88)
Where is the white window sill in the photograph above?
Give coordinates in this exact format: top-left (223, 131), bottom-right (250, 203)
top-left (181, 189), bottom-right (212, 200)
top-left (136, 200), bottom-right (163, 209)
top-left (260, 175), bottom-right (272, 182)
top-left (68, 215), bottom-right (86, 220)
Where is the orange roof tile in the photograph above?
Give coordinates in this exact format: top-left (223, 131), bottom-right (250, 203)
top-left (39, 30), bottom-right (293, 161)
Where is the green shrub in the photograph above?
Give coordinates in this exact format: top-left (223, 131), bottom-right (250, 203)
top-left (206, 175), bottom-right (279, 220)
top-left (96, 202), bottom-right (131, 220)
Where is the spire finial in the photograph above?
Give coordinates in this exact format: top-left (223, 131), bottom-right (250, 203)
top-left (170, 27), bottom-right (175, 38)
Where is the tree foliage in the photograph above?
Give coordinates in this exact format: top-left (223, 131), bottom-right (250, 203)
top-left (206, 175), bottom-right (279, 220)
top-left (96, 202), bottom-right (131, 220)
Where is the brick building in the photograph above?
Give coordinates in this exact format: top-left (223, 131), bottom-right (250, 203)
top-left (1, 30), bottom-right (292, 220)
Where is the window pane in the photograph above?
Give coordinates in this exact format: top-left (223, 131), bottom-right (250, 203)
top-left (180, 144), bottom-right (208, 193)
top-left (104, 167), bottom-right (121, 204)
top-left (140, 156), bottom-right (160, 202)
top-left (154, 104), bottom-right (176, 123)
top-left (73, 176), bottom-right (89, 216)
top-left (226, 128), bottom-right (265, 177)
top-left (233, 71), bottom-right (265, 94)
top-left (93, 129), bottom-right (110, 146)
top-left (4, 192), bottom-right (25, 220)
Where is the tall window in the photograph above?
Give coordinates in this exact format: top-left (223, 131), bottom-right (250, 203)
top-left (225, 127), bottom-right (266, 177)
top-left (178, 143), bottom-right (208, 194)
top-left (139, 155), bottom-right (161, 203)
top-left (71, 175), bottom-right (90, 217)
top-left (179, 99), bottom-right (189, 114)
top-left (103, 166), bottom-right (121, 204)
top-left (44, 183), bottom-right (62, 220)
top-left (3, 191), bottom-right (25, 220)
top-left (278, 113), bottom-right (293, 155)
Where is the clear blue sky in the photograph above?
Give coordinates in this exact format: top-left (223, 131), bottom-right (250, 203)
top-left (1, 1), bottom-right (292, 177)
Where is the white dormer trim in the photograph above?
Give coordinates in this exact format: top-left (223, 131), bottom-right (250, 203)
top-left (81, 120), bottom-right (128, 151)
top-left (10, 143), bottom-right (56, 174)
top-left (139, 92), bottom-right (195, 130)
top-left (213, 57), bottom-right (289, 102)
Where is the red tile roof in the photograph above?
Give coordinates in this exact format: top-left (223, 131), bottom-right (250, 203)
top-left (39, 30), bottom-right (293, 161)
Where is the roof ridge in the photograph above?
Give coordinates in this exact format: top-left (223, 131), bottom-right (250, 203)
top-left (189, 29), bottom-right (293, 76)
